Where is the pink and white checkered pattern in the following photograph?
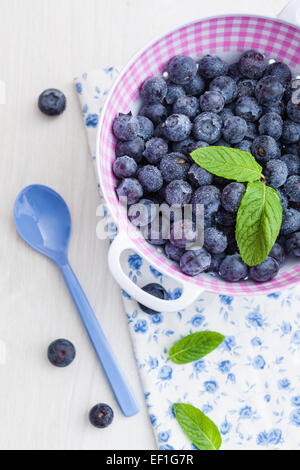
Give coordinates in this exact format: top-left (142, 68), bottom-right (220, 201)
top-left (97, 15), bottom-right (300, 295)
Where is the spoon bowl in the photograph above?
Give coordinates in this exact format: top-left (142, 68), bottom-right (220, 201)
top-left (14, 185), bottom-right (70, 265)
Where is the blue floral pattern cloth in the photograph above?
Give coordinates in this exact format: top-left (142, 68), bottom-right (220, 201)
top-left (75, 69), bottom-right (300, 450)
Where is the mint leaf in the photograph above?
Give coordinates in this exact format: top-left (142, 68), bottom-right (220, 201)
top-left (174, 403), bottom-right (222, 450)
top-left (168, 331), bottom-right (225, 364)
top-left (191, 146), bottom-right (262, 182)
top-left (236, 181), bottom-right (283, 266)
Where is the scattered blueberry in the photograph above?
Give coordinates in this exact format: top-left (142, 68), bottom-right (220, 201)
top-left (255, 76), bottom-right (284, 105)
top-left (249, 257), bottom-right (279, 282)
top-left (138, 283), bottom-right (169, 315)
top-left (209, 75), bottom-right (237, 104)
top-left (113, 156), bottom-right (137, 178)
top-left (38, 89), bottom-right (66, 116)
top-left (192, 185), bottom-right (221, 217)
top-left (204, 227), bottom-right (227, 254)
top-left (222, 116), bottom-right (247, 144)
top-left (47, 339), bottom-right (76, 367)
top-left (235, 97), bottom-right (262, 122)
top-left (200, 91), bottom-right (225, 114)
top-left (173, 95), bottom-right (199, 118)
top-left (165, 84), bottom-right (185, 105)
top-left (159, 153), bottom-right (190, 183)
top-left (252, 135), bottom-right (280, 162)
top-left (165, 179), bottom-right (192, 206)
top-left (259, 112), bottom-right (283, 140)
top-left (115, 137), bottom-right (145, 161)
top-left (184, 74), bottom-right (206, 96)
top-left (143, 137), bottom-right (168, 164)
top-left (89, 404), bottom-right (114, 429)
top-left (137, 116), bottom-right (154, 140)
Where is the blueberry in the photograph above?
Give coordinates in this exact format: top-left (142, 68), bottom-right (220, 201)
top-left (47, 339), bottom-right (76, 367)
top-left (280, 153), bottom-right (300, 176)
top-left (255, 76), bottom-right (284, 105)
top-left (173, 95), bottom-right (199, 118)
top-left (234, 140), bottom-right (252, 152)
top-left (165, 242), bottom-right (185, 262)
top-left (192, 185), bottom-right (221, 218)
top-left (215, 208), bottom-right (236, 227)
top-left (259, 112), bottom-right (283, 140)
top-left (170, 219), bottom-right (197, 249)
top-left (238, 50), bottom-right (268, 80)
top-left (199, 91), bottom-right (225, 113)
top-left (265, 159), bottom-right (288, 188)
top-left (116, 178), bottom-right (143, 205)
top-left (277, 188), bottom-right (289, 210)
top-left (139, 103), bottom-right (168, 125)
top-left (221, 182), bottom-right (245, 213)
top-left (128, 198), bottom-right (157, 227)
top-left (165, 84), bottom-right (185, 105)
top-left (264, 62), bottom-right (292, 88)
top-left (115, 137), bottom-right (145, 161)
top-left (165, 180), bottom-right (192, 206)
top-left (284, 79), bottom-right (300, 102)
top-left (137, 116), bottom-right (154, 140)
top-left (281, 120), bottom-right (300, 144)
top-left (193, 112), bottom-right (222, 144)
top-left (162, 114), bottom-right (192, 142)
top-left (285, 232), bottom-right (300, 256)
top-left (142, 215), bottom-right (169, 245)
top-left (154, 123), bottom-right (166, 138)
top-left (183, 74), bottom-right (206, 96)
top-left (249, 257), bottom-right (279, 282)
top-left (235, 97), bottom-right (262, 122)
top-left (143, 137), bottom-right (168, 164)
top-left (38, 89), bottom-right (66, 116)
top-left (204, 227), bottom-right (227, 254)
top-left (262, 101), bottom-right (285, 116)
top-left (89, 404), bottom-right (114, 429)
top-left (198, 55), bottom-right (228, 79)
top-left (138, 165), bottom-right (163, 193)
top-left (284, 143), bottom-right (299, 156)
top-left (269, 242), bottom-right (285, 266)
top-left (179, 140), bottom-right (209, 156)
top-left (281, 208), bottom-right (300, 235)
top-left (112, 113), bottom-right (139, 141)
top-left (180, 249), bottom-right (211, 276)
top-left (285, 175), bottom-right (300, 202)
top-left (252, 135), bottom-right (280, 162)
top-left (219, 107), bottom-right (234, 123)
top-left (113, 156), bottom-right (138, 178)
top-left (228, 62), bottom-right (244, 81)
top-left (223, 116), bottom-right (247, 144)
top-left (167, 55), bottom-right (197, 85)
top-left (215, 139), bottom-right (231, 148)
top-left (209, 75), bottom-right (237, 104)
top-left (172, 138), bottom-right (202, 155)
top-left (160, 153), bottom-right (190, 182)
top-left (219, 254), bottom-right (248, 281)
top-left (140, 76), bottom-right (167, 104)
top-left (187, 164), bottom-right (213, 187)
top-left (236, 79), bottom-right (257, 98)
top-left (138, 283), bottom-right (169, 315)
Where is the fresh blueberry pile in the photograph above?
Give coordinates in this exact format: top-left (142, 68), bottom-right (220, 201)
top-left (113, 51), bottom-right (300, 283)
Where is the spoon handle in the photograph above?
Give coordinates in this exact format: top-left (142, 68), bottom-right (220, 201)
top-left (59, 263), bottom-right (139, 417)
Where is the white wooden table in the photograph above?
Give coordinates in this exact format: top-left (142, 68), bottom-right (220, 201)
top-left (0, 0), bottom-right (288, 450)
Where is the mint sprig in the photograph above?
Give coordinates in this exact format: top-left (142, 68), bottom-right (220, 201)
top-left (191, 146), bottom-right (263, 182)
top-left (191, 146), bottom-right (283, 266)
top-left (168, 331), bottom-right (225, 364)
top-left (174, 403), bottom-right (222, 450)
top-left (236, 181), bottom-right (282, 266)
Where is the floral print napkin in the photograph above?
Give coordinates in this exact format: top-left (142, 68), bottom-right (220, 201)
top-left (75, 68), bottom-right (300, 450)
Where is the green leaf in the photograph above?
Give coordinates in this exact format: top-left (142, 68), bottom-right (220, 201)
top-left (168, 331), bottom-right (225, 364)
top-left (236, 181), bottom-right (283, 266)
top-left (191, 146), bottom-right (262, 182)
top-left (174, 403), bottom-right (222, 450)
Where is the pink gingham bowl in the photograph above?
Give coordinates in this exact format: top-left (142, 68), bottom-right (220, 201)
top-left (96, 1), bottom-right (300, 312)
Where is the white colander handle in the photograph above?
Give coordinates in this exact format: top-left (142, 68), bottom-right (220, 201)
top-left (108, 232), bottom-right (202, 313)
top-left (278, 0), bottom-right (300, 25)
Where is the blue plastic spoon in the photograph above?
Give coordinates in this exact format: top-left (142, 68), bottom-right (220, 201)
top-left (14, 184), bottom-right (139, 417)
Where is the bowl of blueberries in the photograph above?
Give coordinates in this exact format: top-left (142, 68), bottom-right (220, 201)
top-left (96, 5), bottom-right (300, 312)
